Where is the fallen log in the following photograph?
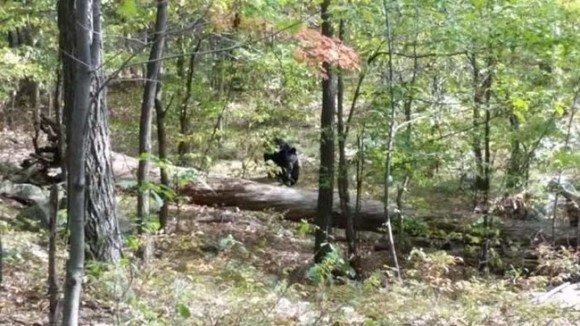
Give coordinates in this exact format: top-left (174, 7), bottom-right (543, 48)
top-left (180, 177), bottom-right (396, 232)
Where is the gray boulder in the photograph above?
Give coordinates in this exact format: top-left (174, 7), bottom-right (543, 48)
top-left (1, 180), bottom-right (66, 230)
top-left (0, 181), bottom-right (47, 205)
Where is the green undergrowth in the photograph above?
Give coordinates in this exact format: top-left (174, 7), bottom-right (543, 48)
top-left (81, 247), bottom-right (578, 325)
top-left (1, 195), bottom-right (579, 324)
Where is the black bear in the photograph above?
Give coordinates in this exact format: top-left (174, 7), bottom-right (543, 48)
top-left (264, 138), bottom-right (300, 186)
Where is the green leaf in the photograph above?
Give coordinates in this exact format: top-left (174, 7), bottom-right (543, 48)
top-left (144, 220), bottom-right (160, 233)
top-left (125, 234), bottom-right (139, 251)
top-left (554, 102), bottom-right (566, 116)
top-left (554, 150), bottom-right (580, 169)
top-left (512, 98), bottom-right (529, 112)
top-left (118, 0), bottom-right (138, 18)
top-left (513, 110), bottom-right (526, 124)
top-left (298, 219), bottom-right (312, 235)
top-left (176, 303), bottom-right (191, 319)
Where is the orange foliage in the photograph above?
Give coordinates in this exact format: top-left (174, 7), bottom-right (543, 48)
top-left (294, 28), bottom-right (360, 78)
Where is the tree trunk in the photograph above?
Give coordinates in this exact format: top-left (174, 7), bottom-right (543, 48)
top-left (550, 91), bottom-right (579, 244)
top-left (315, 0), bottom-right (336, 263)
top-left (177, 40), bottom-right (202, 164)
top-left (382, 0), bottom-right (401, 280)
top-left (336, 20), bottom-right (356, 258)
top-left (506, 110), bottom-right (522, 190)
top-left (57, 0), bottom-right (76, 144)
top-left (137, 0), bottom-right (168, 242)
top-left (155, 80), bottom-right (170, 230)
top-left (61, 0), bottom-right (92, 322)
top-left (84, 0), bottom-right (122, 263)
top-left (480, 90), bottom-right (492, 272)
top-left (470, 54), bottom-right (487, 193)
top-left (0, 213), bottom-right (3, 286)
top-left (474, 54), bottom-right (494, 272)
top-left (180, 178), bottom-right (398, 232)
top-left (6, 91), bottom-right (15, 130)
top-left (53, 69), bottom-right (67, 181)
top-left (48, 185), bottom-right (60, 325)
top-left (32, 82), bottom-right (41, 153)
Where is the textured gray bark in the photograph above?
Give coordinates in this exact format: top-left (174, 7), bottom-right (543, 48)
top-left (60, 0), bottom-right (121, 322)
top-left (61, 0), bottom-right (91, 322)
top-left (137, 0), bottom-right (168, 234)
top-left (84, 0), bottom-right (122, 263)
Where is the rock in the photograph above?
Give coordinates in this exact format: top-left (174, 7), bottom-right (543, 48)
top-left (340, 306), bottom-right (367, 324)
top-left (272, 298), bottom-right (317, 325)
top-left (1, 181), bottom-right (66, 230)
top-left (533, 282), bottom-right (580, 309)
top-left (0, 181), bottom-right (47, 205)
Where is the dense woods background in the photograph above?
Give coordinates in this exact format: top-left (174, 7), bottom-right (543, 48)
top-left (0, 0), bottom-right (579, 324)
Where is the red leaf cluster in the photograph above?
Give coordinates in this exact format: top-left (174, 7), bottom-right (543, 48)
top-left (294, 28), bottom-right (360, 78)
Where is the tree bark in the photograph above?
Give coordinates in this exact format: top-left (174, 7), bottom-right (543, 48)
top-left (470, 54), bottom-right (488, 192)
top-left (137, 0), bottom-right (168, 236)
top-left (180, 178), bottom-right (397, 232)
top-left (61, 0), bottom-right (92, 322)
top-left (506, 110), bottom-right (522, 190)
top-left (177, 40), bottom-right (202, 164)
top-left (474, 53), bottom-right (494, 272)
top-left (0, 212), bottom-right (3, 286)
top-left (336, 20), bottom-right (356, 258)
top-left (53, 68), bottom-right (67, 182)
top-left (84, 0), bottom-right (122, 263)
top-left (382, 0), bottom-right (401, 280)
top-left (48, 185), bottom-right (60, 325)
top-left (57, 0), bottom-right (76, 143)
top-left (315, 0), bottom-right (336, 263)
top-left (155, 80), bottom-right (170, 230)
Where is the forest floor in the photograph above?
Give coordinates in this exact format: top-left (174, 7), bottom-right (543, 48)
top-left (1, 129), bottom-right (580, 325)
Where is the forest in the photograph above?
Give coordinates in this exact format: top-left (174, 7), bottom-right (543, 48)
top-left (0, 0), bottom-right (579, 324)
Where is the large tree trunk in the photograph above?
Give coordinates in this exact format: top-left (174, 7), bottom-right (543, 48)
top-left (60, 0), bottom-right (122, 321)
top-left (59, 0), bottom-right (121, 262)
top-left (84, 0), bottom-right (122, 263)
top-left (137, 0), bottom-right (168, 235)
top-left (61, 0), bottom-right (92, 322)
top-left (315, 0), bottom-right (336, 263)
top-left (180, 178), bottom-right (396, 232)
